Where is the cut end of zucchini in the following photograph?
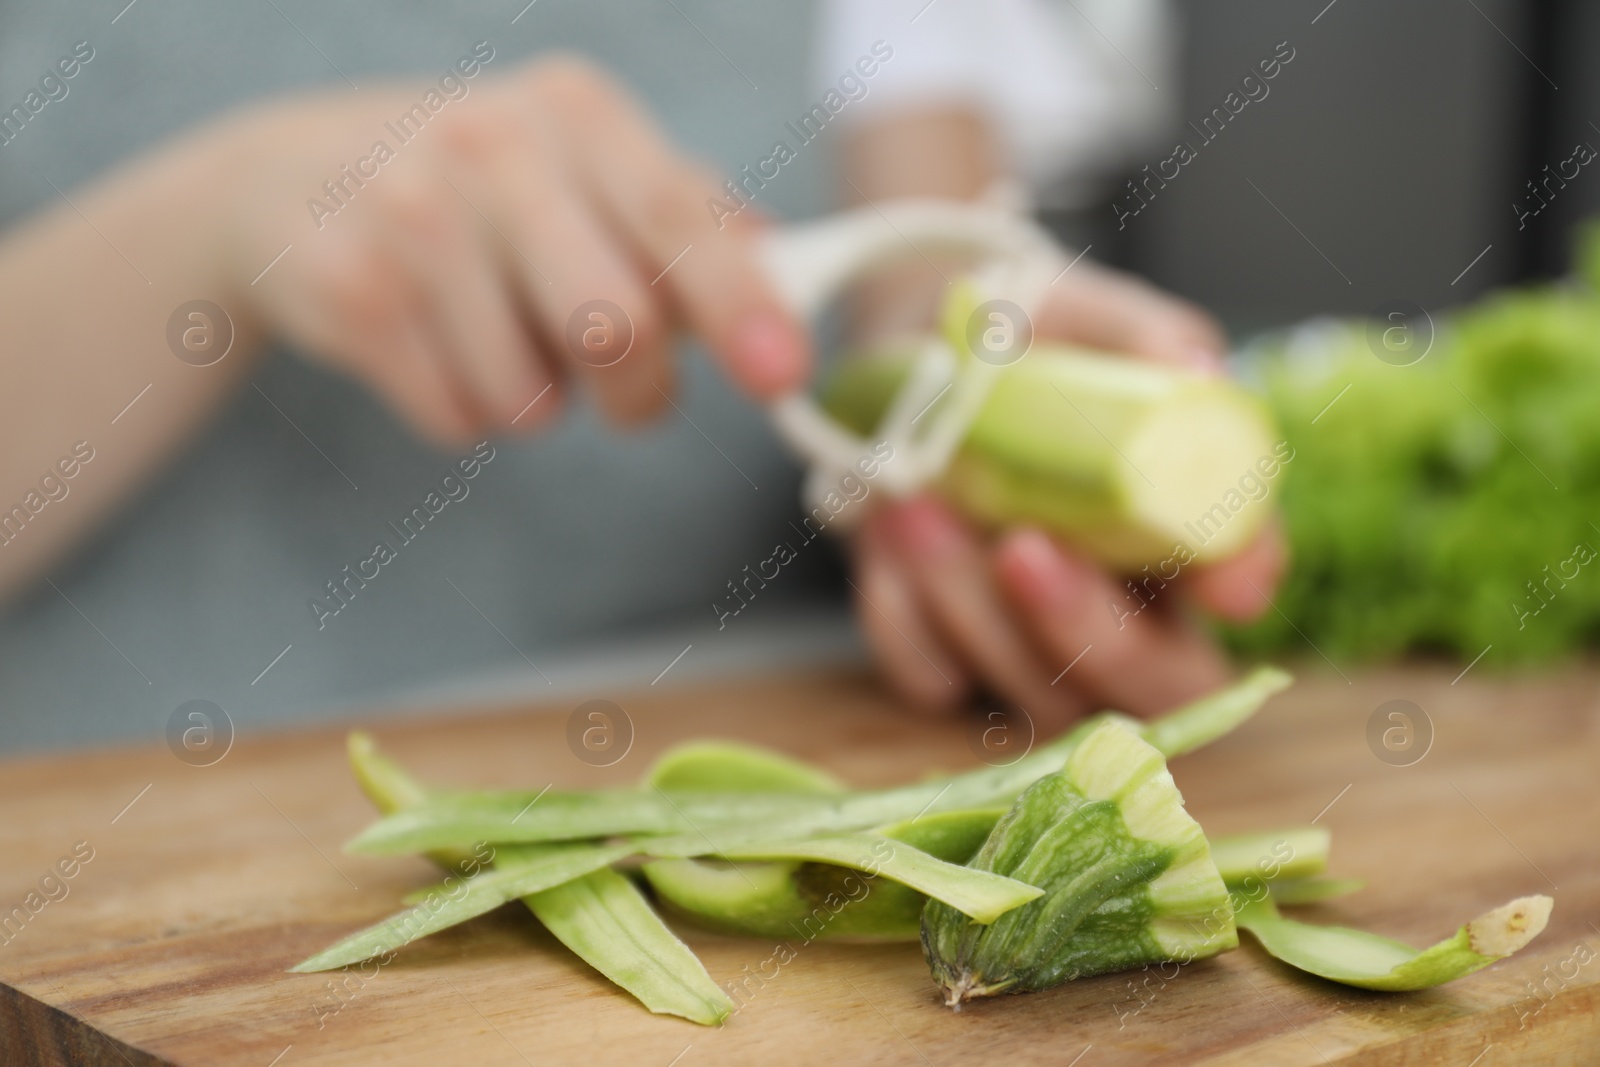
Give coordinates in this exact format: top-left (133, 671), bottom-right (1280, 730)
top-left (1121, 385), bottom-right (1280, 564)
top-left (1466, 895), bottom-right (1552, 958)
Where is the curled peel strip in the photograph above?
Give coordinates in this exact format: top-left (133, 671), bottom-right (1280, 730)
top-left (761, 199), bottom-right (1069, 529)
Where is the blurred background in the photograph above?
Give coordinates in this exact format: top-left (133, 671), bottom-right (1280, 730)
top-left (1066, 0), bottom-right (1594, 323)
top-left (2, 0), bottom-right (1596, 750)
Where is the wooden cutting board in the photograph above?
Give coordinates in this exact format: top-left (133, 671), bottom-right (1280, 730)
top-left (1, 666), bottom-right (1596, 1066)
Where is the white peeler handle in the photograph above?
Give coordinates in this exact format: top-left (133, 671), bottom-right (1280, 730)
top-left (757, 199), bottom-right (1069, 524)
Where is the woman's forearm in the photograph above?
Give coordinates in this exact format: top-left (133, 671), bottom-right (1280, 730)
top-left (0, 85), bottom-right (981, 603)
top-left (0, 123), bottom-right (265, 600)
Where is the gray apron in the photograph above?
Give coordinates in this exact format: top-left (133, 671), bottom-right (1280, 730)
top-left (0, 1), bottom-right (847, 749)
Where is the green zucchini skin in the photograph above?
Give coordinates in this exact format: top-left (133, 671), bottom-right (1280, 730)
top-left (641, 738), bottom-right (1008, 941)
top-left (921, 721), bottom-right (1235, 1005)
top-left (335, 733), bottom-right (733, 1025)
top-left (1236, 894), bottom-right (1552, 991)
top-left (644, 809), bottom-right (1005, 941)
top-left (347, 671), bottom-right (1288, 858)
top-left (822, 344), bottom-right (1280, 568)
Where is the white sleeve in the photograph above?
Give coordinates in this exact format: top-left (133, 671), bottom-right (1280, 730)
top-left (814, 0), bottom-right (1177, 205)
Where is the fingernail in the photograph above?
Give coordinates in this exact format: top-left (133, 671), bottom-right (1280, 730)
top-left (1002, 528), bottom-right (1082, 612)
top-left (731, 311), bottom-right (807, 396)
top-left (890, 497), bottom-right (965, 560)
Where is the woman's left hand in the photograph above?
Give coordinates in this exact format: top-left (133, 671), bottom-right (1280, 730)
top-left (851, 258), bottom-right (1287, 732)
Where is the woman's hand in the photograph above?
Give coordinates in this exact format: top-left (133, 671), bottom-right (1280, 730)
top-left (221, 54), bottom-right (807, 445)
top-left (851, 259), bottom-right (1287, 730)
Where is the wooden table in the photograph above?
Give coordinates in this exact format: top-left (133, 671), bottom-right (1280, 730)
top-left (1, 666), bottom-right (1595, 1066)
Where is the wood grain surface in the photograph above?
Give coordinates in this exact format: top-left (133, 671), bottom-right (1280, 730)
top-left (0, 666), bottom-right (1595, 1066)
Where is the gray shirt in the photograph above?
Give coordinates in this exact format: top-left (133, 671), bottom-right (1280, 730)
top-left (0, 1), bottom-right (848, 750)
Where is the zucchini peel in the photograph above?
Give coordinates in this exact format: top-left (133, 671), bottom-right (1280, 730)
top-left (1236, 894), bottom-right (1553, 991)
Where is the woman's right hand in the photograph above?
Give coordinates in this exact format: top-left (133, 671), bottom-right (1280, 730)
top-left (218, 52), bottom-right (808, 445)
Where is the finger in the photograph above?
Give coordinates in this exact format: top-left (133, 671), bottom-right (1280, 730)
top-left (360, 310), bottom-right (482, 448)
top-left (444, 100), bottom-right (673, 426)
top-left (993, 527), bottom-right (1231, 717)
top-left (1036, 260), bottom-right (1228, 373)
top-left (539, 59), bottom-right (809, 398)
top-left (282, 229), bottom-right (483, 445)
top-left (854, 515), bottom-right (970, 713)
top-left (367, 170), bottom-right (562, 432)
top-left (884, 497), bottom-right (1087, 730)
top-left (507, 179), bottom-right (672, 425)
top-left (1187, 518), bottom-right (1289, 622)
